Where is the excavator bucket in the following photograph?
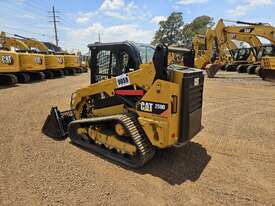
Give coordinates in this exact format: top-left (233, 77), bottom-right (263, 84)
top-left (205, 63), bottom-right (224, 78)
top-left (42, 107), bottom-right (75, 139)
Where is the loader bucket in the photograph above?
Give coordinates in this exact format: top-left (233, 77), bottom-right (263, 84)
top-left (42, 107), bottom-right (75, 139)
top-left (206, 63), bottom-right (224, 78)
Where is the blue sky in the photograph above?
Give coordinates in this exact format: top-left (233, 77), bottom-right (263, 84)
top-left (0, 0), bottom-right (274, 53)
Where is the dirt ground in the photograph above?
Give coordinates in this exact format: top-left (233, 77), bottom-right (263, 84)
top-left (0, 71), bottom-right (275, 206)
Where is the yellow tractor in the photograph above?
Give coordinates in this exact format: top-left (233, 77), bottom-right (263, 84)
top-left (42, 42), bottom-right (204, 168)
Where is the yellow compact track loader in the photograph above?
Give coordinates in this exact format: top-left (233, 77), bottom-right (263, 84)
top-left (42, 42), bottom-right (204, 168)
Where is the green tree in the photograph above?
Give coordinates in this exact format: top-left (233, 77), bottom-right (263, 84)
top-left (182, 15), bottom-right (214, 48)
top-left (151, 12), bottom-right (184, 46)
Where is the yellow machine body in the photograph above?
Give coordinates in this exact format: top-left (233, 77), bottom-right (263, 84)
top-left (64, 54), bottom-right (80, 68)
top-left (42, 42), bottom-right (204, 168)
top-left (18, 52), bottom-right (45, 71)
top-left (0, 35), bottom-right (46, 72)
top-left (0, 50), bottom-right (20, 73)
top-left (22, 39), bottom-right (65, 70)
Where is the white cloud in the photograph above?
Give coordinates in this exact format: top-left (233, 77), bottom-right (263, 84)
top-left (150, 16), bottom-right (167, 24)
top-left (227, 0), bottom-right (273, 16)
top-left (100, 0), bottom-right (125, 11)
top-left (68, 23), bottom-right (154, 48)
top-left (99, 0), bottom-right (150, 20)
top-left (176, 0), bottom-right (208, 5)
top-left (76, 11), bottom-right (98, 23)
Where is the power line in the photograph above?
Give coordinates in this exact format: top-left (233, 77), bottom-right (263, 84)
top-left (0, 24), bottom-right (52, 38)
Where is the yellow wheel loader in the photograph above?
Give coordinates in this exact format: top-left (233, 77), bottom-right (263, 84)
top-left (0, 32), bottom-right (46, 82)
top-left (42, 42), bottom-right (204, 168)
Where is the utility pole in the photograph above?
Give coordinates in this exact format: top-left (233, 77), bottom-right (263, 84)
top-left (98, 33), bottom-right (101, 43)
top-left (49, 6), bottom-right (60, 46)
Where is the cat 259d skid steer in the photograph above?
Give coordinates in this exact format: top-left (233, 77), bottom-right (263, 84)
top-left (42, 42), bottom-right (204, 168)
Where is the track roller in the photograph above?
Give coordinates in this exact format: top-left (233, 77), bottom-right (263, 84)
top-left (15, 73), bottom-right (30, 83)
top-left (29, 72), bottom-right (46, 81)
top-left (65, 69), bottom-right (76, 76)
top-left (225, 64), bottom-right (238, 72)
top-left (52, 70), bottom-right (65, 78)
top-left (44, 71), bottom-right (55, 79)
top-left (68, 113), bottom-right (155, 168)
top-left (0, 74), bottom-right (18, 86)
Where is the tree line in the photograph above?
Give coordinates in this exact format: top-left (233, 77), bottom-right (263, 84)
top-left (151, 12), bottom-right (214, 48)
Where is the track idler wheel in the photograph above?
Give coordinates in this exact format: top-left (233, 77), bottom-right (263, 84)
top-left (29, 72), bottom-right (46, 81)
top-left (15, 73), bottom-right (30, 83)
top-left (0, 74), bottom-right (18, 86)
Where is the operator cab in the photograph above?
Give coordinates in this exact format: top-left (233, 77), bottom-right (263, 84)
top-left (88, 41), bottom-right (170, 83)
top-left (256, 44), bottom-right (275, 61)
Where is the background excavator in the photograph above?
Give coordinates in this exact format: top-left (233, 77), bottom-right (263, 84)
top-left (17, 36), bottom-right (66, 78)
top-left (210, 19), bottom-right (275, 78)
top-left (193, 26), bottom-right (261, 77)
top-left (0, 46), bottom-right (20, 86)
top-left (42, 41), bottom-right (204, 168)
top-left (0, 32), bottom-right (46, 83)
top-left (17, 35), bottom-right (86, 77)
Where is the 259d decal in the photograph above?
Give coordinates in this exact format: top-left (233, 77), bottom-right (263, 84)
top-left (137, 101), bottom-right (168, 114)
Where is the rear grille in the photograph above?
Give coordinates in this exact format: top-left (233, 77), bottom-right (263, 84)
top-left (189, 85), bottom-right (203, 113)
top-left (179, 73), bottom-right (204, 144)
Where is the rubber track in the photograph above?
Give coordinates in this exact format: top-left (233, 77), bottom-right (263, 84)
top-left (68, 113), bottom-right (155, 168)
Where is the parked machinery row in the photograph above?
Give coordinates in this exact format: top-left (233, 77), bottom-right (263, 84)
top-left (0, 32), bottom-right (86, 86)
top-left (192, 19), bottom-right (275, 80)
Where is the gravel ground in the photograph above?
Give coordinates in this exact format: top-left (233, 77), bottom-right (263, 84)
top-left (0, 71), bottom-right (275, 206)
